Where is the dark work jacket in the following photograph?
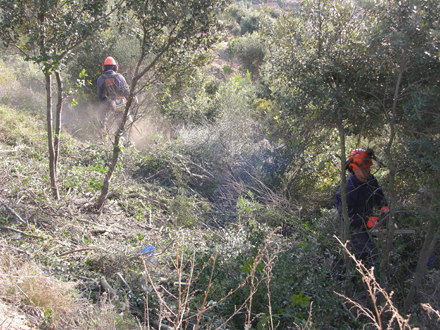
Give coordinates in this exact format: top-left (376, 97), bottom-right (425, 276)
top-left (97, 70), bottom-right (130, 104)
top-left (335, 173), bottom-right (388, 232)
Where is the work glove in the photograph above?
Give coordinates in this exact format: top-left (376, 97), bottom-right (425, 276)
top-left (379, 206), bottom-right (390, 216)
top-left (367, 216), bottom-right (379, 229)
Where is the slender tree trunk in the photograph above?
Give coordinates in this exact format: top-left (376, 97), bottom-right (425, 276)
top-left (95, 97), bottom-right (134, 211)
top-left (95, 56), bottom-right (144, 211)
top-left (54, 71), bottom-right (63, 167)
top-left (380, 50), bottom-right (406, 285)
top-left (39, 8), bottom-right (58, 199)
top-left (404, 221), bottom-right (438, 314)
top-left (336, 109), bottom-right (350, 272)
top-left (46, 74), bottom-right (59, 200)
top-left (404, 173), bottom-right (440, 313)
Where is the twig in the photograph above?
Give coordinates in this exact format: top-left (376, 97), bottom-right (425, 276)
top-left (158, 240), bottom-right (174, 255)
top-left (341, 301), bottom-right (356, 321)
top-left (76, 218), bottom-right (97, 225)
top-left (76, 275), bottom-right (93, 281)
top-left (143, 260), bottom-right (178, 318)
top-left (116, 272), bottom-right (133, 294)
top-left (0, 226), bottom-right (43, 239)
top-left (195, 251), bottom-right (218, 329)
top-left (421, 303), bottom-right (440, 321)
top-left (150, 320), bottom-right (172, 330)
top-left (126, 193), bottom-right (168, 210)
top-left (186, 159), bottom-right (215, 178)
top-left (100, 276), bottom-right (118, 299)
top-left (137, 223), bottom-right (159, 231)
top-left (58, 247), bottom-right (97, 257)
top-left (0, 244), bottom-right (31, 257)
top-left (160, 285), bottom-right (178, 300)
top-left (198, 220), bottom-right (226, 240)
top-left (0, 198), bottom-right (28, 226)
top-left (15, 284), bottom-right (31, 302)
top-left (23, 191), bottom-right (59, 217)
top-left (0, 274), bottom-right (50, 278)
top-left (333, 235), bottom-right (412, 329)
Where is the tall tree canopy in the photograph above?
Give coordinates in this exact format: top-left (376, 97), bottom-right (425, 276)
top-left (261, 0), bottom-right (440, 309)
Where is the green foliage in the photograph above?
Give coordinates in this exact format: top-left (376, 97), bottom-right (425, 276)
top-left (170, 194), bottom-right (211, 227)
top-left (161, 72), bottom-right (222, 125)
top-left (241, 257), bottom-right (264, 274)
top-left (223, 64), bottom-right (233, 74)
top-left (120, 0), bottom-right (231, 88)
top-left (2, 0), bottom-right (440, 328)
top-left (0, 0), bottom-right (110, 75)
top-left (227, 5), bottom-right (261, 35)
top-left (291, 291), bottom-right (311, 308)
top-left (227, 32), bottom-right (266, 76)
top-left (228, 4), bottom-right (246, 22)
top-left (239, 10), bottom-right (260, 35)
top-left (0, 106), bottom-right (46, 151)
top-left (0, 57), bottom-right (45, 115)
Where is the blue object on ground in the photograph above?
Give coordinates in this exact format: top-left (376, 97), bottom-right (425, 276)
top-left (140, 245), bottom-right (156, 255)
top-left (140, 245), bottom-right (158, 264)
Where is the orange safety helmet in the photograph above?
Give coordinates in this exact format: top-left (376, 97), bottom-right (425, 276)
top-left (347, 148), bottom-right (373, 170)
top-left (102, 57), bottom-right (118, 72)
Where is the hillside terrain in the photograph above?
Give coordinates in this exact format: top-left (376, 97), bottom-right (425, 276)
top-left (1, 56), bottom-right (438, 330)
top-left (1, 0), bottom-right (440, 329)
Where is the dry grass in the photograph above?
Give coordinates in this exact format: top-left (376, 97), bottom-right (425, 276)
top-left (0, 251), bottom-right (139, 329)
top-left (0, 250), bottom-right (75, 325)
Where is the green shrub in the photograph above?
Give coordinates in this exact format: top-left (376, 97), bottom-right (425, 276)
top-left (223, 65), bottom-right (233, 74)
top-left (228, 5), bottom-right (246, 23)
top-left (0, 58), bottom-right (45, 116)
top-left (227, 32), bottom-right (267, 76)
top-left (239, 10), bottom-right (260, 35)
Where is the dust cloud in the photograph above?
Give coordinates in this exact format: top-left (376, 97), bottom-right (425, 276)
top-left (62, 101), bottom-right (172, 150)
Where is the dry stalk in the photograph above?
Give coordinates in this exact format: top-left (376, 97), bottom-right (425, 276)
top-left (334, 235), bottom-right (412, 330)
top-left (264, 248), bottom-right (278, 330)
top-left (421, 303), bottom-right (440, 321)
top-left (141, 230), bottom-right (277, 330)
top-left (0, 226), bottom-right (43, 239)
top-left (0, 198), bottom-right (28, 227)
top-left (0, 244), bottom-right (31, 257)
top-left (194, 250), bottom-right (218, 329)
top-left (143, 259), bottom-right (177, 319)
top-left (293, 302), bottom-right (314, 330)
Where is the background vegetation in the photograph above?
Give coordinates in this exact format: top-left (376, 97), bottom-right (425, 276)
top-left (0, 0), bottom-right (439, 329)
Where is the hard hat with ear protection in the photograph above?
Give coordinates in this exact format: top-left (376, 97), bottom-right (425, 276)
top-left (102, 57), bottom-right (118, 72)
top-left (346, 148), bottom-right (374, 170)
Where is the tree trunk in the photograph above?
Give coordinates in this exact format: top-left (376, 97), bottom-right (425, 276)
top-left (380, 50), bottom-right (406, 285)
top-left (54, 71), bottom-right (63, 167)
top-left (46, 74), bottom-right (59, 200)
top-left (336, 109), bottom-right (350, 272)
top-left (95, 56), bottom-right (144, 211)
top-left (380, 144), bottom-right (397, 286)
top-left (95, 98), bottom-right (134, 211)
top-left (404, 221), bottom-right (438, 314)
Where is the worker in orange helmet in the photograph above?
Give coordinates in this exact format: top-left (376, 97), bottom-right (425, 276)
top-left (97, 57), bottom-right (132, 136)
top-left (335, 148), bottom-right (390, 269)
